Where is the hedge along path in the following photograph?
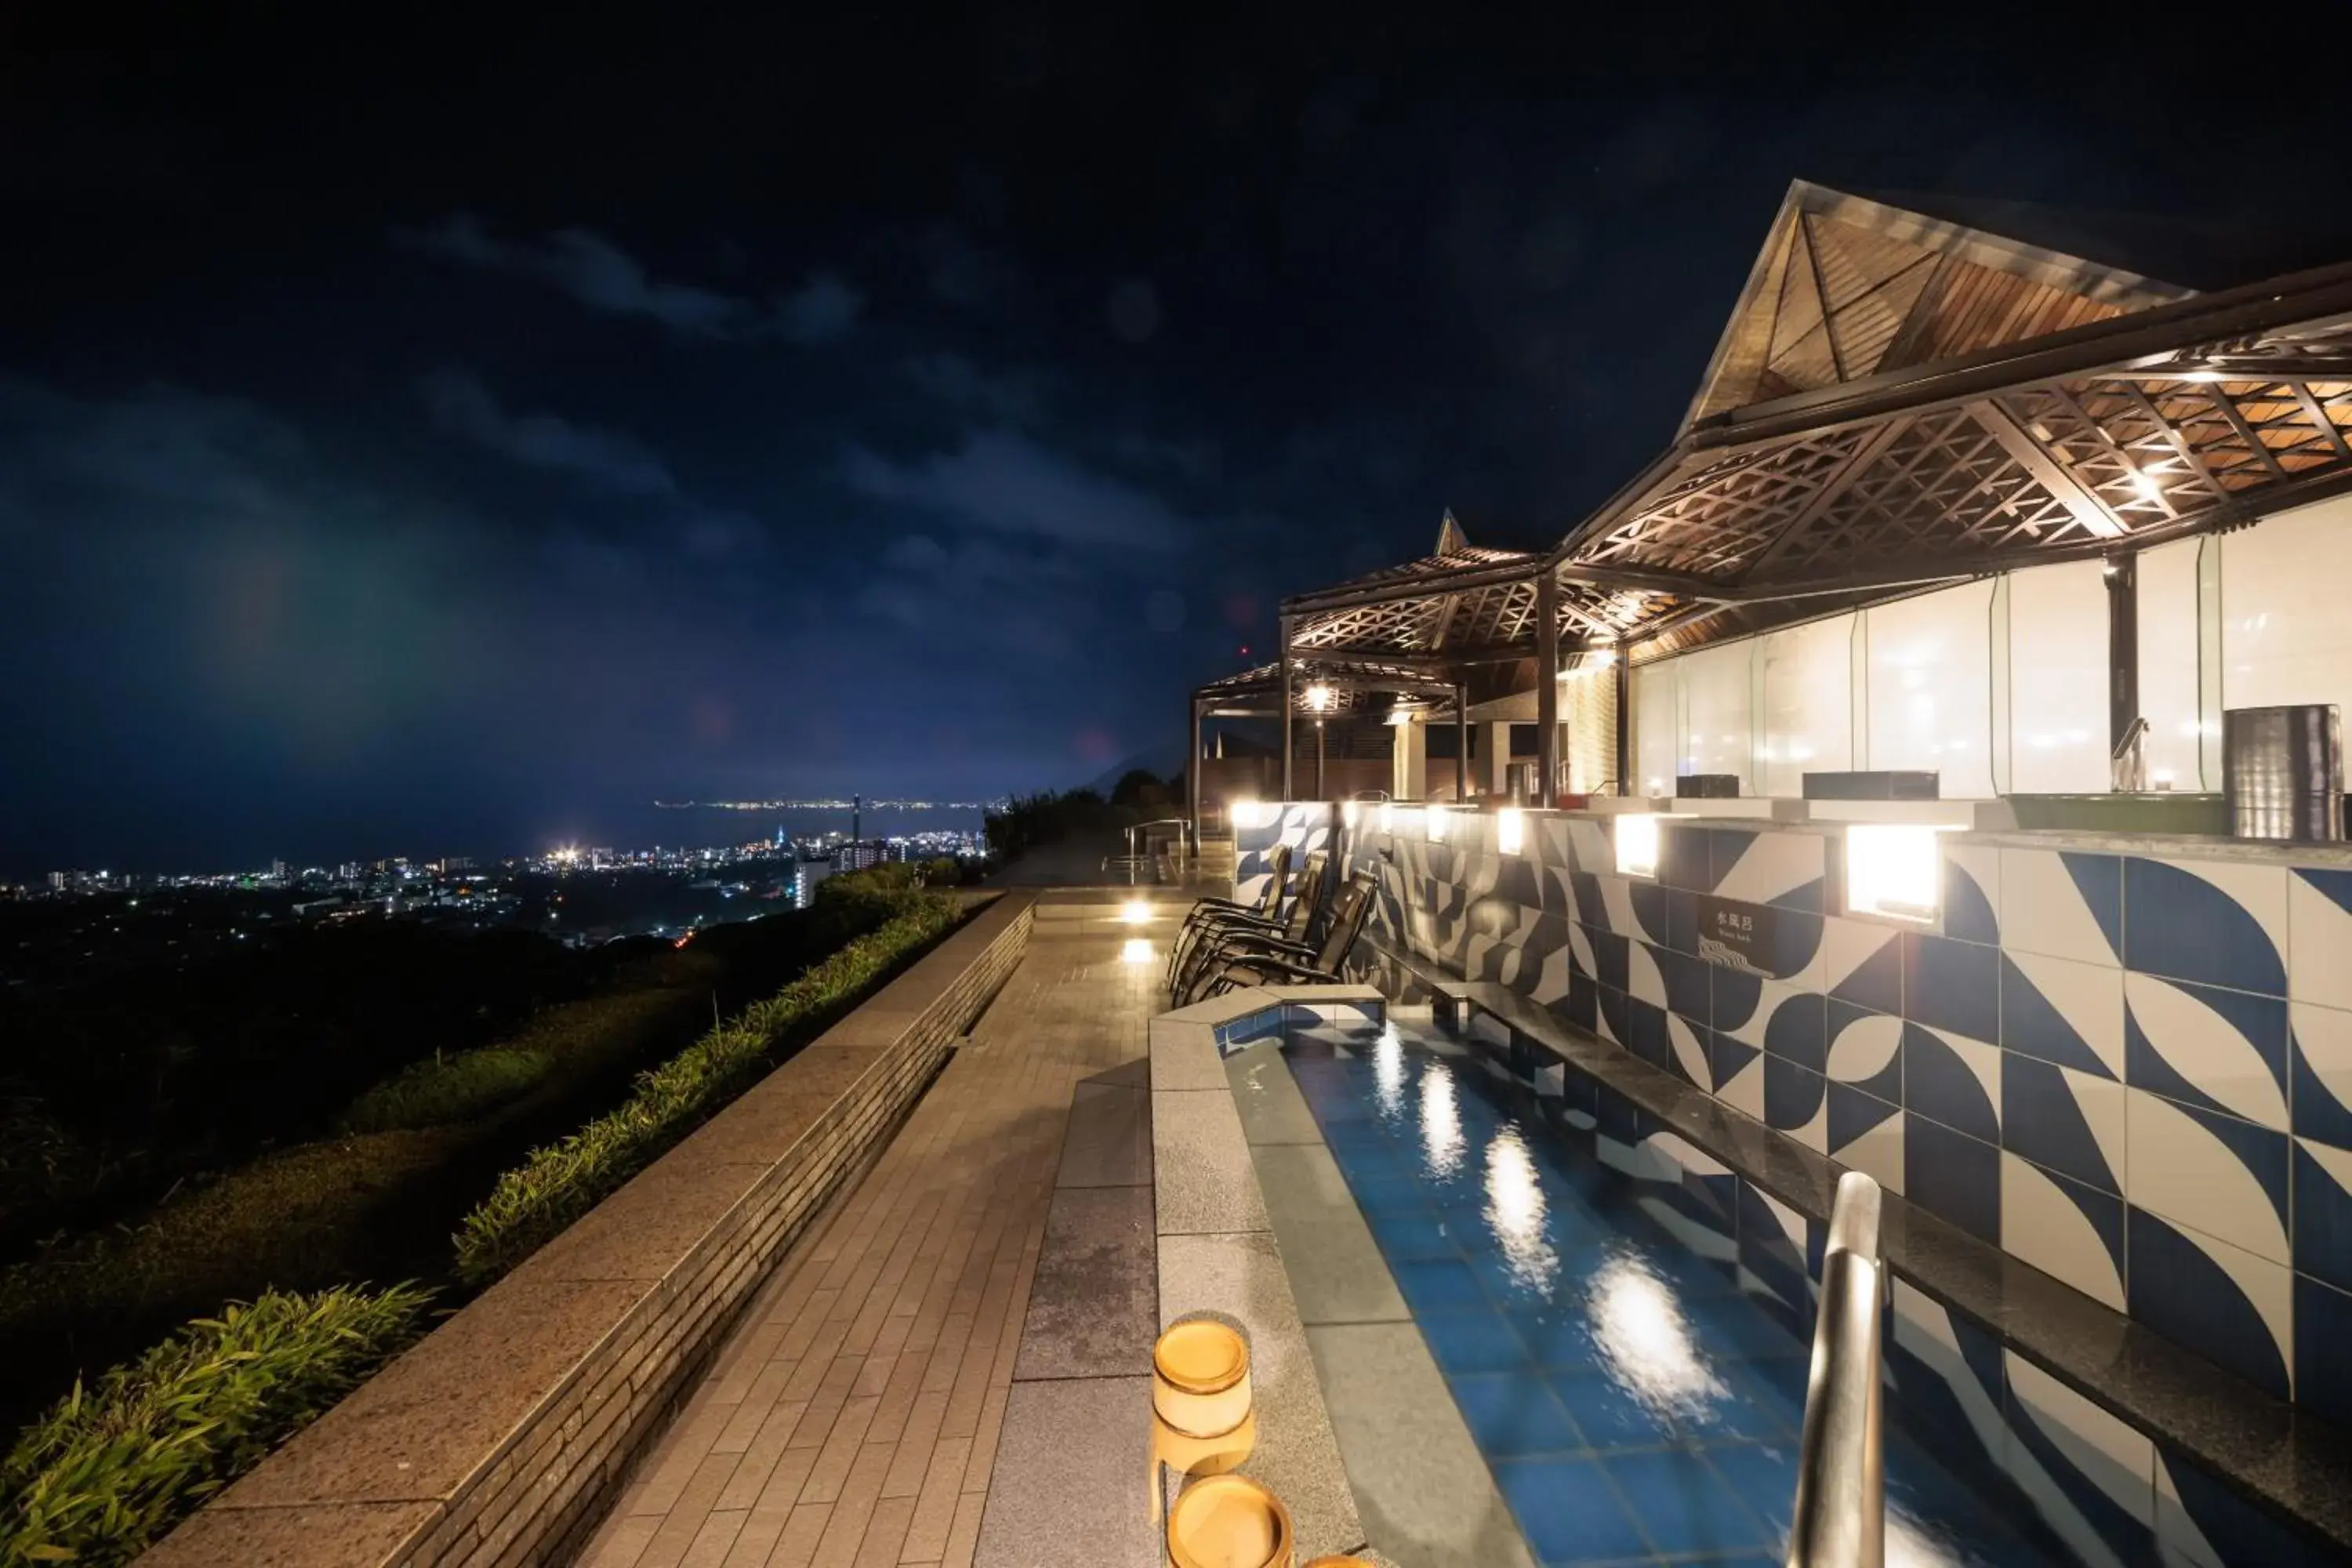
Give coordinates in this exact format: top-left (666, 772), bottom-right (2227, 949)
top-left (453, 893), bottom-right (964, 1283)
top-left (0, 1283), bottom-right (432, 1568)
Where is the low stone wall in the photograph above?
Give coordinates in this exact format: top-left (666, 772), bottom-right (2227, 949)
top-left (140, 891), bottom-right (1036, 1568)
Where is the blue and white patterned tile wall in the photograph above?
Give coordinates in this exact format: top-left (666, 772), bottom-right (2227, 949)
top-left (1349, 810), bottom-right (2352, 1428)
top-left (1450, 1012), bottom-right (2339, 1566)
top-left (1231, 801), bottom-right (1335, 910)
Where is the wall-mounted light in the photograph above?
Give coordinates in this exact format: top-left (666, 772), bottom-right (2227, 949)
top-left (1426, 806), bottom-right (1448, 844)
top-left (1342, 800), bottom-right (1360, 829)
top-left (1122, 898), bottom-right (1152, 924)
top-left (1378, 800), bottom-right (1393, 833)
top-left (1843, 823), bottom-right (1958, 924)
top-left (1230, 798), bottom-right (1272, 830)
top-left (1614, 813), bottom-right (1661, 878)
top-left (1497, 806), bottom-right (1524, 855)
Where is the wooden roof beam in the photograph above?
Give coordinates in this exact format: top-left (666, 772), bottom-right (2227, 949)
top-left (1966, 400), bottom-right (2128, 539)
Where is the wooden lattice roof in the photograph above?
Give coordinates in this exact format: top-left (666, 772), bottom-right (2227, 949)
top-left (1269, 181), bottom-right (2352, 670)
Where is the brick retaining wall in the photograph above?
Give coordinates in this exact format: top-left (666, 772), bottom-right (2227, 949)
top-left (140, 891), bottom-right (1036, 1568)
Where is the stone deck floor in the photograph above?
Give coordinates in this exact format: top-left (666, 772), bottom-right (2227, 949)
top-left (579, 887), bottom-right (1181, 1568)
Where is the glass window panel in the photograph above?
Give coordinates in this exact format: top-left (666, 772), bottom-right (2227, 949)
top-left (1865, 579), bottom-right (1995, 797)
top-left (1634, 661), bottom-right (1678, 795)
top-left (1759, 613), bottom-right (1854, 797)
top-left (2007, 559), bottom-right (2109, 793)
top-left (1681, 641), bottom-right (1754, 789)
top-left (2221, 493), bottom-right (2352, 724)
top-left (2138, 536), bottom-right (2204, 789)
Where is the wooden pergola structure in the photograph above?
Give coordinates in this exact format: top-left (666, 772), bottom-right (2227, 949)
top-left (1213, 181), bottom-right (2352, 804)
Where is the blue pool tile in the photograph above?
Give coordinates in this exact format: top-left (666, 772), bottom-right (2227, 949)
top-left (1365, 1209), bottom-right (1463, 1261)
top-left (1728, 1353), bottom-right (1808, 1435)
top-left (1606, 1446), bottom-right (1773, 1556)
top-left (1546, 1367), bottom-right (1674, 1451)
top-left (1449, 1371), bottom-right (1583, 1457)
top-left (1468, 1250), bottom-right (1567, 1311)
top-left (1683, 1294), bottom-right (1809, 1360)
top-left (1494, 1456), bottom-right (1650, 1565)
top-left (1345, 1171), bottom-right (1432, 1214)
top-left (1705, 1440), bottom-right (1798, 1538)
top-left (1510, 1308), bottom-right (1602, 1370)
top-left (1392, 1258), bottom-right (1489, 1314)
top-left (1671, 1363), bottom-right (1791, 1441)
top-left (1419, 1312), bottom-right (1534, 1374)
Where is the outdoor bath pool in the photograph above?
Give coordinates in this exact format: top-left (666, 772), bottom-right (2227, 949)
top-left (1280, 1014), bottom-right (2074, 1568)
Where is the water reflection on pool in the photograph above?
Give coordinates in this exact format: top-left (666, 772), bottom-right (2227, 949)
top-left (1283, 1018), bottom-right (2071, 1568)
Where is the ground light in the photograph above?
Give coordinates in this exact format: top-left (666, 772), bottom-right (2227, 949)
top-left (1614, 812), bottom-right (1661, 877)
top-left (1120, 938), bottom-right (1153, 964)
top-left (1123, 898), bottom-right (1152, 924)
top-left (1496, 805), bottom-right (1523, 855)
top-left (1844, 822), bottom-right (1956, 924)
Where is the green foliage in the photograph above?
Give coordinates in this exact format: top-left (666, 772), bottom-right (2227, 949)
top-left (342, 1048), bottom-right (554, 1133)
top-left (0, 1283), bottom-right (430, 1567)
top-left (983, 787), bottom-right (1141, 858)
top-left (1109, 768), bottom-right (1177, 809)
top-left (452, 893), bottom-right (962, 1284)
top-left (919, 856), bottom-right (964, 887)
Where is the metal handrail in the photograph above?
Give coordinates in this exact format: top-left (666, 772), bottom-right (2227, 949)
top-left (1786, 1171), bottom-right (1886, 1568)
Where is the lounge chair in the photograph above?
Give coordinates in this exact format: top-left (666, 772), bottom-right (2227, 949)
top-left (1184, 873), bottom-right (1375, 1004)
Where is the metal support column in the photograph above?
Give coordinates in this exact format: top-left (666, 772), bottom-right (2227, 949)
top-left (1454, 684), bottom-right (1469, 804)
top-left (1279, 615), bottom-right (1297, 802)
top-left (1188, 698), bottom-right (1203, 851)
top-left (1614, 642), bottom-right (1632, 796)
top-left (2107, 552), bottom-right (2140, 752)
top-left (1536, 569), bottom-right (1559, 804)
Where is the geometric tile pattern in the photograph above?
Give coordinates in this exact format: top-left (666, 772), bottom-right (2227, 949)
top-left (1325, 1008), bottom-right (2341, 1566)
top-left (1350, 811), bottom-right (2352, 1427)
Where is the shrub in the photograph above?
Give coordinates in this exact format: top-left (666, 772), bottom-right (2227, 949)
top-left (0, 1283), bottom-right (431, 1567)
top-left (452, 893), bottom-right (962, 1283)
top-left (342, 1047), bottom-right (554, 1133)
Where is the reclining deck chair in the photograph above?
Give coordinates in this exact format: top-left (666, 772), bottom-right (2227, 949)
top-left (1182, 873), bottom-right (1375, 1004)
top-left (1169, 849), bottom-right (1331, 1002)
top-left (1166, 842), bottom-right (1297, 993)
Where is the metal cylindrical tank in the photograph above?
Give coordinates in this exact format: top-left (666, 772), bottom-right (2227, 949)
top-left (2224, 705), bottom-right (2343, 842)
top-left (1505, 760), bottom-right (1537, 804)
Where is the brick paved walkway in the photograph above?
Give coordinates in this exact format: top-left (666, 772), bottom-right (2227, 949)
top-left (579, 889), bottom-right (1177, 1568)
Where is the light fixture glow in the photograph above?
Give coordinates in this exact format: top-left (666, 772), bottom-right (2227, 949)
top-left (1120, 938), bottom-right (1154, 964)
top-left (1342, 800), bottom-right (1359, 829)
top-left (1305, 682), bottom-right (1334, 712)
top-left (1844, 823), bottom-right (1957, 924)
top-left (1419, 1059), bottom-right (1464, 1176)
top-left (1378, 800), bottom-right (1393, 833)
top-left (1614, 814), bottom-right (1661, 878)
top-left (1497, 807), bottom-right (1524, 855)
top-left (1230, 798), bottom-right (1272, 830)
top-left (2130, 469), bottom-right (2163, 502)
top-left (1122, 898), bottom-right (1152, 924)
top-left (1426, 806), bottom-right (1447, 843)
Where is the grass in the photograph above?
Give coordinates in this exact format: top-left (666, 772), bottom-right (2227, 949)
top-left (452, 891), bottom-right (962, 1283)
top-left (342, 1047), bottom-right (554, 1133)
top-left (0, 1283), bottom-right (430, 1567)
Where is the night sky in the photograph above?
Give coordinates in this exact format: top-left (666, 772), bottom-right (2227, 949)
top-left (5, 5), bottom-right (2350, 874)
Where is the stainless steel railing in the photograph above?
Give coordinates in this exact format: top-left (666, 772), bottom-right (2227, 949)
top-left (1786, 1171), bottom-right (1886, 1568)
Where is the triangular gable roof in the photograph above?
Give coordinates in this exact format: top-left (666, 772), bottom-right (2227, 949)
top-left (1435, 508), bottom-right (1470, 555)
top-left (1681, 180), bottom-right (2195, 433)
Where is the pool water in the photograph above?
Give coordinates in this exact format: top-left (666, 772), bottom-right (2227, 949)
top-left (1282, 1017), bottom-right (2076, 1568)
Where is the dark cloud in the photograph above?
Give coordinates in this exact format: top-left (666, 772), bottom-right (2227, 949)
top-left (842, 429), bottom-right (1193, 550)
top-left (404, 216), bottom-right (859, 344)
top-left (420, 370), bottom-right (678, 495)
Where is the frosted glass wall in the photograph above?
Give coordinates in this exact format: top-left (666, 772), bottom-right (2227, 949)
top-left (1865, 579), bottom-right (1996, 797)
top-left (1681, 641), bottom-right (1755, 789)
top-left (1759, 613), bottom-right (1854, 797)
top-left (2006, 559), bottom-right (2109, 793)
top-left (2139, 537), bottom-right (2205, 789)
top-left (2222, 492), bottom-right (2352, 720)
top-left (1633, 662), bottom-right (1677, 795)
